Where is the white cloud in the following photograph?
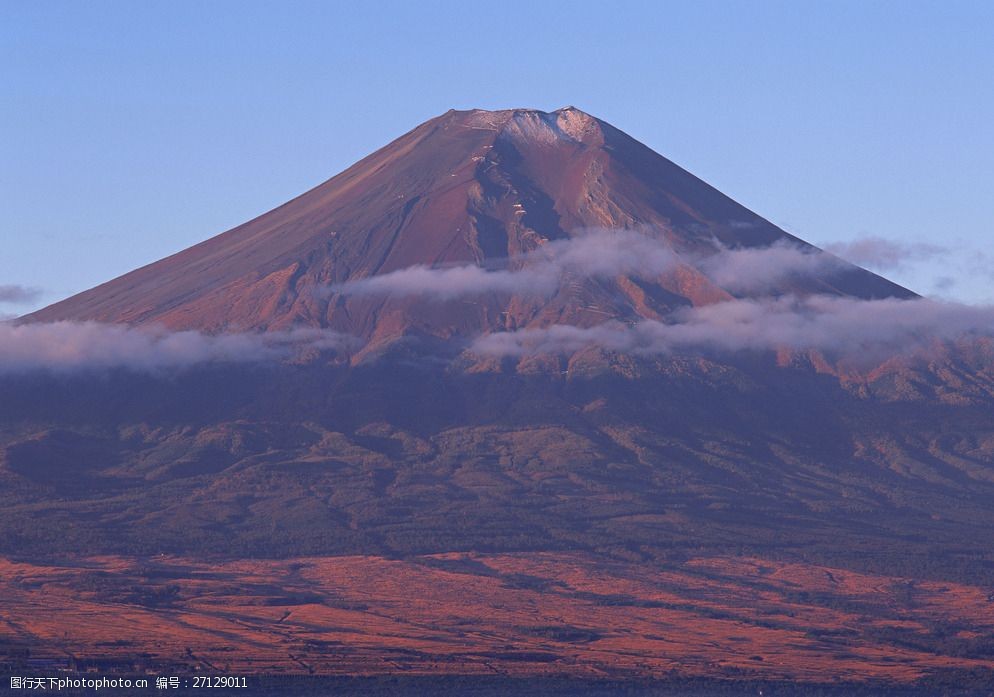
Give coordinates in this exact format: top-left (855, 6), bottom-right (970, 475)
top-left (330, 231), bottom-right (864, 301)
top-left (0, 322), bottom-right (353, 374)
top-left (824, 236), bottom-right (947, 270)
top-left (471, 295), bottom-right (994, 360)
top-left (697, 241), bottom-right (842, 293)
top-left (329, 230), bottom-right (680, 299)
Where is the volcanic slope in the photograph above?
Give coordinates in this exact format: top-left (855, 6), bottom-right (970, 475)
top-left (27, 107), bottom-right (912, 351)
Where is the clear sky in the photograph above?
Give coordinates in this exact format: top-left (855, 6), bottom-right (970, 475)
top-left (2, 0), bottom-right (992, 315)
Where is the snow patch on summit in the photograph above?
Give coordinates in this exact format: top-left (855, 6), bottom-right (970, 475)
top-left (555, 108), bottom-right (599, 142)
top-left (460, 108), bottom-right (600, 145)
top-left (463, 109), bottom-right (514, 131)
top-left (502, 112), bottom-right (568, 146)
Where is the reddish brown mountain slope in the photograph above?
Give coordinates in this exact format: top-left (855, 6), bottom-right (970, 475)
top-left (26, 107), bottom-right (911, 346)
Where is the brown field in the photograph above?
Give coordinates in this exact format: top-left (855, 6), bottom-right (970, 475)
top-left (2, 552), bottom-right (994, 682)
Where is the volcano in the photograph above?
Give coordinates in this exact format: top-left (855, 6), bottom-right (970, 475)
top-left (27, 107), bottom-right (911, 344)
top-left (5, 109), bottom-right (994, 689)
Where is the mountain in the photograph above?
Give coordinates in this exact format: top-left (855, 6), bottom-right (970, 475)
top-left (5, 108), bottom-right (994, 688)
top-left (26, 107), bottom-right (910, 347)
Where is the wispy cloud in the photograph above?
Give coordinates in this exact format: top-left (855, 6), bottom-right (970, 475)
top-left (471, 296), bottom-right (994, 360)
top-left (697, 241), bottom-right (842, 293)
top-left (823, 236), bottom-right (947, 271)
top-left (0, 322), bottom-right (353, 374)
top-left (329, 230), bottom-right (680, 299)
top-left (330, 231), bottom-right (864, 301)
top-left (10, 233), bottom-right (983, 372)
top-left (332, 262), bottom-right (558, 299)
top-left (0, 284), bottom-right (42, 304)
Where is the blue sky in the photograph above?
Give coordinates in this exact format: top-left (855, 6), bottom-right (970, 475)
top-left (2, 0), bottom-right (992, 314)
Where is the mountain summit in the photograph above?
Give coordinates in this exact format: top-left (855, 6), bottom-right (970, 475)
top-left (28, 107), bottom-right (910, 347)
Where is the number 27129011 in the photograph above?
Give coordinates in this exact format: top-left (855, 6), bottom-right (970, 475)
top-left (192, 676), bottom-right (248, 688)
